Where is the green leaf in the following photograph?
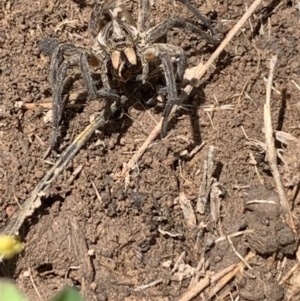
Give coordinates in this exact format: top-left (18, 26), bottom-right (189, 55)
top-left (51, 287), bottom-right (84, 301)
top-left (0, 280), bottom-right (28, 301)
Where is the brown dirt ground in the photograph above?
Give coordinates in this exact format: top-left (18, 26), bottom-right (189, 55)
top-left (1, 0), bottom-right (300, 300)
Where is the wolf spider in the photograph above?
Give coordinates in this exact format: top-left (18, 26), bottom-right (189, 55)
top-left (49, 0), bottom-right (217, 151)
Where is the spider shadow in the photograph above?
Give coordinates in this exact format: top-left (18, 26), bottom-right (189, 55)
top-left (103, 79), bottom-right (159, 139)
top-left (86, 75), bottom-right (138, 140)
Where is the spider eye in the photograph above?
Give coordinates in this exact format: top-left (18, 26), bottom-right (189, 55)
top-left (113, 36), bottom-right (126, 43)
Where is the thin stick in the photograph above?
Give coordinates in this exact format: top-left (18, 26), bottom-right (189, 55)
top-left (28, 268), bottom-right (43, 301)
top-left (172, 251), bottom-right (186, 273)
top-left (176, 252), bottom-right (255, 301)
top-left (226, 235), bottom-right (252, 270)
top-left (182, 0), bottom-right (262, 98)
top-left (66, 164), bottom-right (84, 185)
top-left (20, 93), bottom-right (87, 110)
top-left (122, 118), bottom-right (163, 175)
top-left (205, 251), bottom-right (255, 301)
top-left (197, 146), bottom-right (215, 214)
top-left (134, 278), bottom-right (163, 291)
top-left (176, 275), bottom-right (210, 301)
top-left (279, 262), bottom-right (300, 285)
top-left (263, 55), bottom-right (295, 230)
top-left (122, 0), bottom-right (263, 175)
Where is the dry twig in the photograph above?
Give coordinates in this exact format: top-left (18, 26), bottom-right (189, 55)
top-left (263, 55), bottom-right (295, 230)
top-left (179, 192), bottom-right (197, 229)
top-left (176, 252), bottom-right (255, 301)
top-left (18, 93), bottom-right (86, 110)
top-left (134, 278), bottom-right (164, 291)
top-left (197, 146), bottom-right (215, 214)
top-left (226, 235), bottom-right (252, 270)
top-left (27, 268), bottom-right (43, 301)
top-left (205, 251), bottom-right (254, 301)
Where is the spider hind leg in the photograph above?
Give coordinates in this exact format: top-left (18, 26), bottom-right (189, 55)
top-left (145, 17), bottom-right (217, 45)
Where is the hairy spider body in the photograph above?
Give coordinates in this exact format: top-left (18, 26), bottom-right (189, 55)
top-left (48, 0), bottom-right (216, 152)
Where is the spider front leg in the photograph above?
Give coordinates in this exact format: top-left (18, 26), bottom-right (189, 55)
top-left (79, 52), bottom-right (120, 101)
top-left (49, 44), bottom-right (120, 152)
top-left (143, 44), bottom-right (185, 137)
top-left (136, 47), bottom-right (150, 83)
top-left (137, 0), bottom-right (150, 32)
top-left (50, 43), bottom-right (87, 87)
top-left (144, 43), bottom-right (187, 82)
top-left (49, 44), bottom-right (84, 150)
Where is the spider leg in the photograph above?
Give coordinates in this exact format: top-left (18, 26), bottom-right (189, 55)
top-left (89, 0), bottom-right (106, 37)
top-left (175, 0), bottom-right (217, 37)
top-left (143, 43), bottom-right (187, 82)
top-left (136, 47), bottom-right (149, 83)
top-left (159, 52), bottom-right (178, 138)
top-left (50, 43), bottom-right (85, 87)
top-left (100, 54), bottom-right (114, 92)
top-left (145, 17), bottom-right (216, 45)
top-left (50, 51), bottom-right (81, 150)
top-left (79, 52), bottom-right (120, 100)
top-left (143, 44), bottom-right (184, 137)
top-left (49, 42), bottom-right (120, 151)
top-left (137, 0), bottom-right (150, 32)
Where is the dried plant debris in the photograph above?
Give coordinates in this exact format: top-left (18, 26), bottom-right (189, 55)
top-left (179, 192), bottom-right (197, 229)
top-left (197, 146), bottom-right (226, 226)
top-left (197, 146), bottom-right (216, 214)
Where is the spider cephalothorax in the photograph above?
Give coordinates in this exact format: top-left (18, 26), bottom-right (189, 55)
top-left (48, 0), bottom-right (217, 152)
top-left (92, 4), bottom-right (140, 79)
